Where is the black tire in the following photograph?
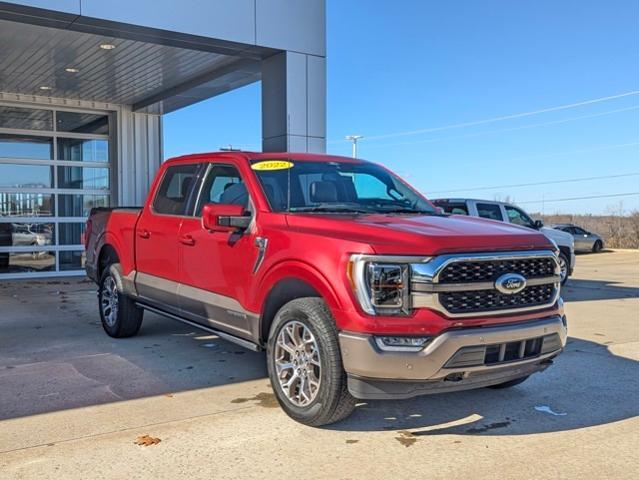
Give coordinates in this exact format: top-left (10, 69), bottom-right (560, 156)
top-left (98, 264), bottom-right (143, 338)
top-left (558, 252), bottom-right (569, 286)
top-left (487, 375), bottom-right (530, 389)
top-left (592, 240), bottom-right (603, 253)
top-left (266, 297), bottom-right (356, 427)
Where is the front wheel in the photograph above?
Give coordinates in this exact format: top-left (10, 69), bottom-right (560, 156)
top-left (558, 252), bottom-right (569, 286)
top-left (99, 264), bottom-right (143, 338)
top-left (266, 298), bottom-right (356, 427)
top-left (592, 240), bottom-right (603, 253)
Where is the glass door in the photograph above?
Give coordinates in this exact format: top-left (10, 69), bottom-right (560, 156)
top-left (0, 104), bottom-right (112, 278)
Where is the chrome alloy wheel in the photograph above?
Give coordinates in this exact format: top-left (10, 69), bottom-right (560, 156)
top-left (274, 320), bottom-right (322, 407)
top-left (558, 255), bottom-right (568, 283)
top-left (101, 275), bottom-right (119, 327)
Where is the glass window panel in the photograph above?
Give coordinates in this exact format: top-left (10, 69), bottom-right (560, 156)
top-left (56, 111), bottom-right (109, 134)
top-left (0, 164), bottom-right (53, 188)
top-left (476, 203), bottom-right (504, 221)
top-left (57, 166), bottom-right (109, 190)
top-left (153, 164), bottom-right (198, 215)
top-left (57, 138), bottom-right (108, 163)
top-left (0, 106), bottom-right (53, 131)
top-left (0, 251), bottom-right (55, 274)
top-left (59, 223), bottom-right (85, 245)
top-left (59, 250), bottom-right (85, 271)
top-left (0, 193), bottom-right (54, 217)
top-left (58, 194), bottom-right (109, 217)
top-left (0, 134), bottom-right (53, 160)
top-left (0, 222), bottom-right (55, 247)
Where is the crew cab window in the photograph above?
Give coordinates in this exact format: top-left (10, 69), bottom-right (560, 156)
top-left (195, 165), bottom-right (248, 216)
top-left (476, 203), bottom-right (503, 221)
top-left (436, 202), bottom-right (469, 215)
top-left (504, 205), bottom-right (535, 228)
top-left (153, 164), bottom-right (198, 216)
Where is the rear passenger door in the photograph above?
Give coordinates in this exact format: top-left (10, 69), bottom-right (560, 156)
top-left (135, 163), bottom-right (199, 311)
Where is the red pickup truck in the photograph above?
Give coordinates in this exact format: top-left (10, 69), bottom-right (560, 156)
top-left (85, 152), bottom-right (567, 426)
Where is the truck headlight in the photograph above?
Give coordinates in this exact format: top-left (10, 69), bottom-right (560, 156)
top-left (348, 255), bottom-right (430, 316)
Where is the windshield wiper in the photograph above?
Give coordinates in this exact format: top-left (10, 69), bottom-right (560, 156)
top-left (289, 204), bottom-right (374, 214)
top-left (375, 207), bottom-right (434, 214)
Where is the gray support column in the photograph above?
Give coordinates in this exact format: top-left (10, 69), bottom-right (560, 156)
top-left (117, 106), bottom-right (163, 205)
top-left (261, 51), bottom-right (326, 153)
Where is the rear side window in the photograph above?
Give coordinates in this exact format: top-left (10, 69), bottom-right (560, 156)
top-left (436, 202), bottom-right (468, 215)
top-left (153, 164), bottom-right (198, 215)
top-left (476, 203), bottom-right (503, 221)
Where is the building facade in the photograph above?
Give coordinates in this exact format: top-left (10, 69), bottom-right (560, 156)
top-left (0, 0), bottom-right (326, 279)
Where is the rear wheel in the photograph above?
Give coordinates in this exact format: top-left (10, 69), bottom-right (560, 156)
top-left (99, 264), bottom-right (143, 338)
top-left (592, 240), bottom-right (603, 253)
top-left (266, 298), bottom-right (356, 427)
top-left (487, 375), bottom-right (530, 389)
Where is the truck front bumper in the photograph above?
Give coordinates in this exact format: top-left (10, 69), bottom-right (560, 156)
top-left (339, 315), bottom-right (567, 400)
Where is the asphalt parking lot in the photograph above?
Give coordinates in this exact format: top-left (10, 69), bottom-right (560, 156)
top-left (1, 250), bottom-right (638, 479)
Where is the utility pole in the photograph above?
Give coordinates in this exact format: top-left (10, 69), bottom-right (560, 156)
top-left (345, 135), bottom-right (363, 158)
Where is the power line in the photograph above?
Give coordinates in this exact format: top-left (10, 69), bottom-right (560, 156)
top-left (429, 172), bottom-right (639, 195)
top-left (332, 89), bottom-right (639, 143)
top-left (368, 105), bottom-right (639, 149)
top-left (517, 192), bottom-right (639, 205)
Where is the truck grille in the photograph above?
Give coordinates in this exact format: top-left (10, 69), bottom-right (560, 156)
top-left (411, 251), bottom-right (561, 318)
top-left (438, 257), bottom-right (556, 284)
top-left (440, 284), bottom-right (555, 314)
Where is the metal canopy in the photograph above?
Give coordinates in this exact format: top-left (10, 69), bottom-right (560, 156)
top-left (0, 18), bottom-right (262, 114)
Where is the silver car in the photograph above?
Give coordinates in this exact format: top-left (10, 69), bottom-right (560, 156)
top-left (551, 224), bottom-right (604, 253)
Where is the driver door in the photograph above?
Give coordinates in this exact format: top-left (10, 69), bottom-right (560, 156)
top-left (177, 162), bottom-right (258, 340)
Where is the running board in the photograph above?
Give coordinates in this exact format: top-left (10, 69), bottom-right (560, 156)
top-left (136, 302), bottom-right (261, 352)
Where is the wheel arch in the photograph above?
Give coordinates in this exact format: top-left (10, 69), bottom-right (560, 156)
top-left (256, 261), bottom-right (346, 345)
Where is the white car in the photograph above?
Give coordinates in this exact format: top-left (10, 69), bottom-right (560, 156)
top-left (433, 198), bottom-right (575, 285)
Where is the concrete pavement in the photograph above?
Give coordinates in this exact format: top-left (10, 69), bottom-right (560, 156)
top-left (1, 250), bottom-right (638, 479)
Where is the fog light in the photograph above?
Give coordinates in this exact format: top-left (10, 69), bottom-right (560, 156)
top-left (375, 336), bottom-right (431, 352)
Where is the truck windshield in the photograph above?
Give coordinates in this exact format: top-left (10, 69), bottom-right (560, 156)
top-left (250, 159), bottom-right (436, 214)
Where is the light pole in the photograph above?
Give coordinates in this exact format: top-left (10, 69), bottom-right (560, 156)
top-left (345, 135), bottom-right (363, 158)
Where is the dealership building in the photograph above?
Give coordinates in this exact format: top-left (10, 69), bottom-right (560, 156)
top-left (0, 0), bottom-right (326, 279)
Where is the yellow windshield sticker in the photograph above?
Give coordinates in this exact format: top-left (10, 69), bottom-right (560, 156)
top-left (251, 160), bottom-right (294, 171)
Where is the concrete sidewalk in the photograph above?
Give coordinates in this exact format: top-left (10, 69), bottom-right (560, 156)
top-left (1, 250), bottom-right (638, 479)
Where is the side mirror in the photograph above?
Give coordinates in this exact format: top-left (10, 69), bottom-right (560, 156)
top-left (533, 219), bottom-right (544, 229)
top-left (202, 203), bottom-right (251, 232)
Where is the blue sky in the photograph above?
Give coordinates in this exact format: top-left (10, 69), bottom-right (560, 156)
top-left (164, 0), bottom-right (639, 215)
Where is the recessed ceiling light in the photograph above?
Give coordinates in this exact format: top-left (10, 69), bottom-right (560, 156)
top-left (39, 86), bottom-right (52, 90)
top-left (65, 67), bottom-right (79, 73)
top-left (99, 43), bottom-right (116, 50)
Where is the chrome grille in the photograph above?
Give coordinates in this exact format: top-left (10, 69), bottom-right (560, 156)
top-left (411, 251), bottom-right (561, 318)
top-left (440, 284), bottom-right (554, 314)
top-left (438, 258), bottom-right (556, 284)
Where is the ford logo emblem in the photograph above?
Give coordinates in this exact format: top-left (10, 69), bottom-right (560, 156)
top-left (495, 273), bottom-right (527, 295)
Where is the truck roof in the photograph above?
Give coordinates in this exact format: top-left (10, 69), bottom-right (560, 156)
top-left (165, 151), bottom-right (365, 165)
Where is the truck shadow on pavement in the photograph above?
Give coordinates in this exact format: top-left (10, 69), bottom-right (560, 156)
top-left (332, 337), bottom-right (639, 436)
top-left (562, 279), bottom-right (639, 301)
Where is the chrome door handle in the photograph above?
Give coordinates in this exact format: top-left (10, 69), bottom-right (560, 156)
top-left (180, 234), bottom-right (196, 246)
top-left (138, 229), bottom-right (151, 239)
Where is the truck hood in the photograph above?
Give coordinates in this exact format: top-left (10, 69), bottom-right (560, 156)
top-left (285, 213), bottom-right (555, 256)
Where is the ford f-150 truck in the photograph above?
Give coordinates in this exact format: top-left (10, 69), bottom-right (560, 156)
top-left (85, 152), bottom-right (567, 426)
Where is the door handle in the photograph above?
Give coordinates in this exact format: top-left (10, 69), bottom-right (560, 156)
top-left (138, 229), bottom-right (151, 239)
top-left (180, 234), bottom-right (196, 246)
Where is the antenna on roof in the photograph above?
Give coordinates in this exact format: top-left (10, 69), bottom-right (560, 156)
top-left (220, 144), bottom-right (242, 152)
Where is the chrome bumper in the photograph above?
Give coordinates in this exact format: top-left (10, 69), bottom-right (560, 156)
top-left (339, 316), bottom-right (567, 399)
